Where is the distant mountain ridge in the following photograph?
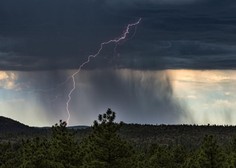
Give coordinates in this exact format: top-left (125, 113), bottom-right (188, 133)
top-left (2, 116), bottom-right (236, 148)
top-left (0, 116), bottom-right (90, 131)
top-left (0, 116), bottom-right (90, 139)
top-left (68, 125), bottom-right (90, 130)
top-left (0, 116), bottom-right (31, 134)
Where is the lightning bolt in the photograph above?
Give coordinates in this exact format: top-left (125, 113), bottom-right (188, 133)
top-left (66, 18), bottom-right (142, 124)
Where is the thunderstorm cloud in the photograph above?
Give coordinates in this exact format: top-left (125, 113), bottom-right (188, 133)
top-left (0, 0), bottom-right (236, 70)
top-left (1, 0), bottom-right (236, 126)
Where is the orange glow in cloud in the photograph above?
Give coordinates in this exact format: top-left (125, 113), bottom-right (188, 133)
top-left (167, 70), bottom-right (236, 124)
top-left (0, 71), bottom-right (18, 90)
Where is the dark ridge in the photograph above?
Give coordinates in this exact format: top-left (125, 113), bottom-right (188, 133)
top-left (2, 116), bottom-right (236, 148)
top-left (68, 125), bottom-right (90, 130)
top-left (0, 116), bottom-right (30, 132)
top-left (0, 116), bottom-right (50, 140)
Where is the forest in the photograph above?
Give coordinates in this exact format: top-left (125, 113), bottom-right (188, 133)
top-left (1, 109), bottom-right (236, 168)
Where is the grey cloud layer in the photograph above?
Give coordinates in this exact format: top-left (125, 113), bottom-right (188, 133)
top-left (0, 0), bottom-right (236, 70)
top-left (106, 0), bottom-right (199, 6)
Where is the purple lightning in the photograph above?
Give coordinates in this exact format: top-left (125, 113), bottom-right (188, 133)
top-left (66, 18), bottom-right (142, 124)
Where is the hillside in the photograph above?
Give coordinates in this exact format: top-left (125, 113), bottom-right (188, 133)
top-left (1, 116), bottom-right (236, 148)
top-left (1, 114), bottom-right (236, 167)
top-left (0, 116), bottom-right (31, 133)
top-left (0, 116), bottom-right (49, 140)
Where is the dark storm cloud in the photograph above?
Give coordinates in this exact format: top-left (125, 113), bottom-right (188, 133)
top-left (1, 0), bottom-right (236, 70)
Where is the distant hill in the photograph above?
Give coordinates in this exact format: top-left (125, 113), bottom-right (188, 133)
top-left (68, 125), bottom-right (90, 130)
top-left (2, 116), bottom-right (236, 148)
top-left (0, 116), bottom-right (49, 140)
top-left (0, 116), bottom-right (90, 141)
top-left (0, 116), bottom-right (31, 133)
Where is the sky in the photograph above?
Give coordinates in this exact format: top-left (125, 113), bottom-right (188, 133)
top-left (1, 0), bottom-right (236, 126)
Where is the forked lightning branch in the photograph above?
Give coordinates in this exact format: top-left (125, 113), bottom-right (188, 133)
top-left (65, 18), bottom-right (142, 124)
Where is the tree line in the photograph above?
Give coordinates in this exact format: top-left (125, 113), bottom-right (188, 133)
top-left (1, 109), bottom-right (236, 168)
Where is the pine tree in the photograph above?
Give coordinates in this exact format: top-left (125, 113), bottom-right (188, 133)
top-left (13, 120), bottom-right (82, 168)
top-left (198, 135), bottom-right (225, 168)
top-left (50, 120), bottom-right (82, 168)
top-left (81, 109), bottom-right (134, 168)
top-left (226, 137), bottom-right (236, 167)
top-left (147, 145), bottom-right (174, 168)
top-left (0, 142), bottom-right (20, 168)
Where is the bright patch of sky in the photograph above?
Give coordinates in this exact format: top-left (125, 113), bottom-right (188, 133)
top-left (169, 70), bottom-right (236, 125)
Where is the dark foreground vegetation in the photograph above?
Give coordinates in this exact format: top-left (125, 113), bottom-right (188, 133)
top-left (1, 110), bottom-right (236, 167)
